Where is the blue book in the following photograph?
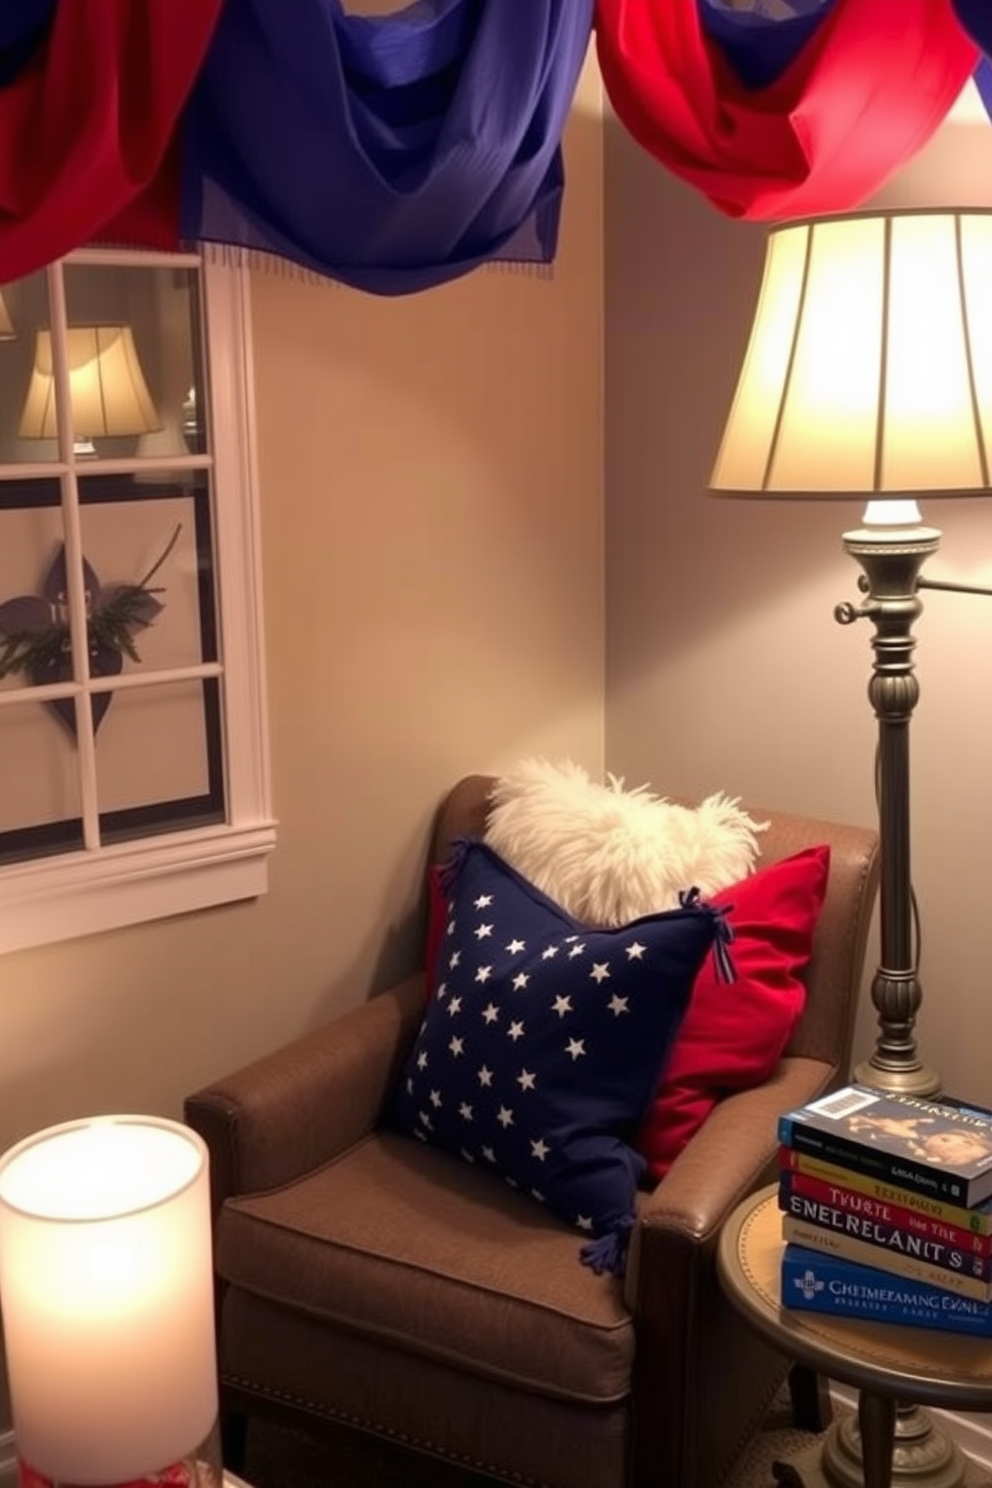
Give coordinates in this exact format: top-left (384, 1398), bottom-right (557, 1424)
top-left (781, 1244), bottom-right (992, 1337)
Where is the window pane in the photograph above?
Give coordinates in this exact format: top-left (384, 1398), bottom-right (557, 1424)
top-left (0, 271), bottom-right (55, 465)
top-left (0, 698), bottom-right (84, 865)
top-left (61, 262), bottom-right (207, 460)
top-left (95, 678), bottom-right (225, 843)
top-left (77, 472), bottom-right (218, 674)
top-left (0, 479), bottom-right (76, 697)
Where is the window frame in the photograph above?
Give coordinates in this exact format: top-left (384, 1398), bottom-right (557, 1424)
top-left (0, 248), bottom-right (275, 955)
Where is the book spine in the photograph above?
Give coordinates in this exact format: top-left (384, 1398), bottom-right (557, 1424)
top-left (777, 1146), bottom-right (992, 1235)
top-left (782, 1217), bottom-right (992, 1302)
top-left (777, 1114), bottom-right (981, 1206)
top-left (779, 1187), bottom-right (992, 1282)
top-left (781, 1244), bottom-right (992, 1337)
top-left (778, 1170), bottom-right (992, 1258)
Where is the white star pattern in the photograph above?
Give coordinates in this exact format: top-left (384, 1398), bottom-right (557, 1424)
top-left (394, 838), bottom-right (714, 1256)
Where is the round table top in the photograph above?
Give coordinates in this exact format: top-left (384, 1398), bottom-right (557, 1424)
top-left (717, 1185), bottom-right (992, 1412)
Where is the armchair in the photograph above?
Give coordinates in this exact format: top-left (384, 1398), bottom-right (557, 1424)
top-left (185, 774), bottom-right (879, 1488)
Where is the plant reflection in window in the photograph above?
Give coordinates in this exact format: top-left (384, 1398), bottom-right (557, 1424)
top-left (0, 526), bottom-right (180, 738)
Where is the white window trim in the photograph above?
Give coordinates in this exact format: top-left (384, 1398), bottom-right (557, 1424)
top-left (0, 251), bottom-right (276, 956)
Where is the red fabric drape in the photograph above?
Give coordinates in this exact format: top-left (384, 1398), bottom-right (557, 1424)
top-left (595, 0), bottom-right (978, 221)
top-left (0, 0), bottom-right (224, 282)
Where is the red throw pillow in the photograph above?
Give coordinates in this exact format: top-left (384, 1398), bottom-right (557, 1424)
top-left (423, 861), bottom-right (448, 1002)
top-left (633, 845), bottom-right (830, 1184)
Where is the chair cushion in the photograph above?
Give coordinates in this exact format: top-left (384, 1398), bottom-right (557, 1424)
top-left (217, 1131), bottom-right (635, 1406)
top-left (390, 838), bottom-right (724, 1273)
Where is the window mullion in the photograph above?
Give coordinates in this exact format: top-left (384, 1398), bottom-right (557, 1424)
top-left (47, 263), bottom-right (101, 852)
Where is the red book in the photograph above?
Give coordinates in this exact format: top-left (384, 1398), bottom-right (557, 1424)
top-left (779, 1167), bottom-right (992, 1258)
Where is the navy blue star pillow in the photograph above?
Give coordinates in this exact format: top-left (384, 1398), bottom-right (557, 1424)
top-left (389, 839), bottom-right (731, 1276)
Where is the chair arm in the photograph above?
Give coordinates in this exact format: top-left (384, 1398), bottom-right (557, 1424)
top-left (624, 1054), bottom-right (834, 1308)
top-left (184, 976), bottom-right (424, 1221)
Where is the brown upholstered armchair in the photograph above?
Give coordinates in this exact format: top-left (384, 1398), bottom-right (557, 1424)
top-left (185, 774), bottom-right (879, 1488)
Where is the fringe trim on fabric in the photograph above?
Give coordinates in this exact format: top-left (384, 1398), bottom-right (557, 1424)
top-left (199, 240), bottom-right (556, 287)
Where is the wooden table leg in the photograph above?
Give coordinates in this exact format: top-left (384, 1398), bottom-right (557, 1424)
top-left (858, 1390), bottom-right (896, 1488)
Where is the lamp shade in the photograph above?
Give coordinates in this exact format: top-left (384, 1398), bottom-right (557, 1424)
top-left (0, 1115), bottom-right (218, 1486)
top-left (710, 210), bottom-right (992, 499)
top-left (18, 325), bottom-right (161, 441)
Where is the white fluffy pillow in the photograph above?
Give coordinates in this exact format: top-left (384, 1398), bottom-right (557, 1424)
top-left (484, 758), bottom-right (767, 927)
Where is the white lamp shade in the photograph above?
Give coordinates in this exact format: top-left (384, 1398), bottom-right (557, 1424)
top-left (0, 1116), bottom-right (218, 1485)
top-left (710, 210), bottom-right (992, 499)
top-left (18, 325), bottom-right (161, 441)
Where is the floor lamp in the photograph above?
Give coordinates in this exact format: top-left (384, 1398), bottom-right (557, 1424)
top-left (710, 208), bottom-right (992, 1488)
top-left (711, 207), bottom-right (992, 1099)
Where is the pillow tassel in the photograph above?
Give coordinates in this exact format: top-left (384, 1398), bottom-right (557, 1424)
top-left (438, 837), bottom-right (473, 895)
top-left (678, 889), bottom-right (737, 984)
top-left (579, 1214), bottom-right (635, 1278)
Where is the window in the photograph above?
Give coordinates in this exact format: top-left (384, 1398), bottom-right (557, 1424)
top-left (0, 250), bottom-right (274, 954)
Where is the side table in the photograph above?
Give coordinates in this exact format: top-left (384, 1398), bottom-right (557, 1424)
top-left (717, 1186), bottom-right (992, 1488)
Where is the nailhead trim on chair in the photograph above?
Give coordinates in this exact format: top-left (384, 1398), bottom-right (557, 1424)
top-left (223, 1373), bottom-right (554, 1488)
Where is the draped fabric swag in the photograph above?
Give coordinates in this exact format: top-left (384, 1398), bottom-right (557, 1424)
top-left (0, 0), bottom-right (988, 292)
top-left (178, 0), bottom-right (595, 295)
top-left (595, 0), bottom-right (979, 221)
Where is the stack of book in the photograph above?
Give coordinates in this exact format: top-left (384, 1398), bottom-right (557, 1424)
top-left (776, 1084), bottom-right (992, 1337)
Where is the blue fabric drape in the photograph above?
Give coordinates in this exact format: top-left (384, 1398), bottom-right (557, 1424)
top-left (179, 0), bottom-right (594, 295)
top-left (699, 0), bottom-right (838, 90)
top-left (0, 0), bottom-right (56, 85)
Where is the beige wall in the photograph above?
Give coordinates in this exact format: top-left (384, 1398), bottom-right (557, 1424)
top-left (0, 68), bottom-right (603, 1164)
top-left (603, 93), bottom-right (992, 1103)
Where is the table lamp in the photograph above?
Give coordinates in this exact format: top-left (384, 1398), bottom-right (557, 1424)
top-left (710, 207), bottom-right (992, 1100)
top-left (0, 1115), bottom-right (220, 1488)
top-left (19, 325), bottom-right (161, 455)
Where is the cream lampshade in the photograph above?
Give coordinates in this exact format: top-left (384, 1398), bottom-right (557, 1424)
top-left (0, 1115), bottom-right (220, 1488)
top-left (711, 208), bottom-right (992, 1102)
top-left (711, 210), bottom-right (992, 505)
top-left (18, 325), bottom-right (161, 449)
